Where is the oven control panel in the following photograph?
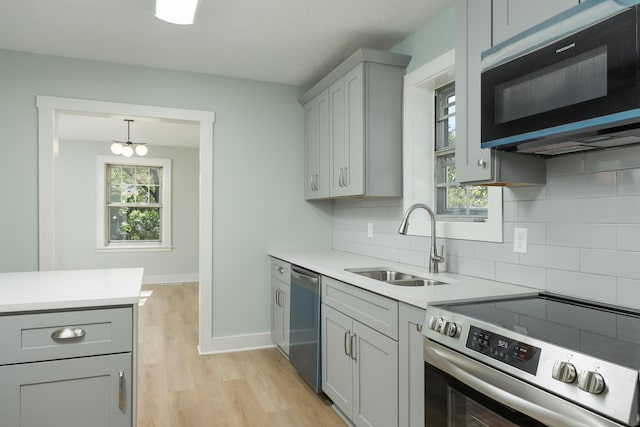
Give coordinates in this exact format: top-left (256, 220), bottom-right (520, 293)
top-left (466, 326), bottom-right (541, 375)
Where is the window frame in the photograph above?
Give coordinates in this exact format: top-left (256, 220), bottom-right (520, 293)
top-left (402, 49), bottom-right (503, 242)
top-left (96, 156), bottom-right (172, 252)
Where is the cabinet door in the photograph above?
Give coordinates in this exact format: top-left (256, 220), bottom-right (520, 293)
top-left (455, 0), bottom-right (493, 184)
top-left (271, 278), bottom-right (289, 354)
top-left (492, 0), bottom-right (579, 45)
top-left (331, 64), bottom-right (365, 197)
top-left (304, 89), bottom-right (330, 200)
top-left (353, 320), bottom-right (399, 427)
top-left (321, 303), bottom-right (353, 418)
top-left (0, 353), bottom-right (132, 427)
top-left (398, 304), bottom-right (426, 427)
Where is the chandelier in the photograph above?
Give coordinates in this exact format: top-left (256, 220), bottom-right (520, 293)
top-left (111, 119), bottom-right (148, 157)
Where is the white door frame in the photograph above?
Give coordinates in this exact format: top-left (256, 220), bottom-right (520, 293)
top-left (37, 96), bottom-right (215, 352)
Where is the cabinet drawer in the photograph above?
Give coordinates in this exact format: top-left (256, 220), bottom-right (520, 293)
top-left (322, 276), bottom-right (398, 340)
top-left (271, 257), bottom-right (291, 285)
top-left (0, 307), bottom-right (132, 365)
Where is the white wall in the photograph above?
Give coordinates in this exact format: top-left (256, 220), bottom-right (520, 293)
top-left (56, 140), bottom-right (199, 283)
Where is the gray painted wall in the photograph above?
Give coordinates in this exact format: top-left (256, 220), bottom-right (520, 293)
top-left (56, 140), bottom-right (199, 280)
top-left (0, 49), bottom-right (332, 339)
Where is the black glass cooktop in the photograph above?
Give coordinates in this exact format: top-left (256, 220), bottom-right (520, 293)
top-left (444, 293), bottom-right (640, 371)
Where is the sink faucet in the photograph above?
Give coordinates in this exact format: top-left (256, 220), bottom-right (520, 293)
top-left (398, 203), bottom-right (445, 273)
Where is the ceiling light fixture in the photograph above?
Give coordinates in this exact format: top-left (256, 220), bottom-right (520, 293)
top-left (155, 0), bottom-right (199, 25)
top-left (111, 119), bottom-right (147, 157)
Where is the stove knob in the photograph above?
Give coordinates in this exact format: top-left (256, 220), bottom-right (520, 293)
top-left (427, 316), bottom-right (440, 331)
top-left (552, 361), bottom-right (577, 383)
top-left (578, 370), bottom-right (605, 394)
top-left (442, 320), bottom-right (459, 337)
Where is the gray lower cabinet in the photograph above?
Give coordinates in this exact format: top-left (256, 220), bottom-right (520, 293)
top-left (0, 353), bottom-right (131, 427)
top-left (0, 306), bottom-right (134, 427)
top-left (321, 277), bottom-right (399, 427)
top-left (398, 303), bottom-right (426, 427)
top-left (270, 257), bottom-right (291, 355)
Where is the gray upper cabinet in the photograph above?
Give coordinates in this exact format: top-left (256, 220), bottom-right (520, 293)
top-left (492, 0), bottom-right (580, 45)
top-left (304, 89), bottom-right (330, 199)
top-left (300, 48), bottom-right (411, 199)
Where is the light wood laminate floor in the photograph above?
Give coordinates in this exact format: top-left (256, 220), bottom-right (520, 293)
top-left (137, 282), bottom-right (344, 427)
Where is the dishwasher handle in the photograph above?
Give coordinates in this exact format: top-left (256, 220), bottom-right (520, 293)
top-left (291, 266), bottom-right (320, 294)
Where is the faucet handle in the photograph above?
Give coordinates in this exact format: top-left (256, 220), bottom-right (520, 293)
top-left (434, 245), bottom-right (445, 263)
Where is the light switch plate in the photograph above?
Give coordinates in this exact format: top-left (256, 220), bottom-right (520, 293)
top-left (513, 227), bottom-right (528, 254)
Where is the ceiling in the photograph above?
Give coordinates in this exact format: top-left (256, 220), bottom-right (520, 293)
top-left (0, 0), bottom-right (452, 88)
top-left (6, 0), bottom-right (452, 147)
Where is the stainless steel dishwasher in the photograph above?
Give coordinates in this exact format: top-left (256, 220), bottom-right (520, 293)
top-left (289, 265), bottom-right (321, 392)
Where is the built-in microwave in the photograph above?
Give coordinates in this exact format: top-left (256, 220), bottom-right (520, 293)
top-left (481, 1), bottom-right (640, 156)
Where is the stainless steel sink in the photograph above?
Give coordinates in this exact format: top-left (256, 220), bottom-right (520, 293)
top-left (345, 267), bottom-right (448, 287)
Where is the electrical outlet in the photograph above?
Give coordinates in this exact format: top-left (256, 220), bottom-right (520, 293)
top-left (513, 227), bottom-right (528, 254)
top-left (367, 223), bottom-right (373, 238)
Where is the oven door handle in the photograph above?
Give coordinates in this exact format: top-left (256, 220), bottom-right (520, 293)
top-left (424, 340), bottom-right (624, 427)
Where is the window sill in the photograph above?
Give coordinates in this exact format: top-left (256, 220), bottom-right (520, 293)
top-left (95, 244), bottom-right (173, 253)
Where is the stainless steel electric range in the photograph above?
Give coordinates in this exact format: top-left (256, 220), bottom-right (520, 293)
top-left (422, 293), bottom-right (640, 427)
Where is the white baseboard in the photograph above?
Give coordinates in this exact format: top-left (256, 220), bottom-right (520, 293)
top-left (142, 273), bottom-right (198, 284)
top-left (198, 332), bottom-right (275, 355)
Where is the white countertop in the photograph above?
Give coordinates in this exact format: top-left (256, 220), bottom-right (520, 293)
top-left (268, 249), bottom-right (538, 309)
top-left (0, 268), bottom-right (144, 313)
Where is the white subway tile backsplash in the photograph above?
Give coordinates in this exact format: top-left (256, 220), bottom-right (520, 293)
top-left (474, 241), bottom-right (519, 263)
top-left (580, 249), bottom-right (640, 280)
top-left (546, 172), bottom-right (616, 200)
top-left (520, 245), bottom-right (579, 271)
top-left (584, 145), bottom-right (640, 172)
top-left (330, 148), bottom-right (640, 309)
top-left (547, 269), bottom-right (617, 304)
top-left (495, 262), bottom-right (546, 289)
top-left (503, 201), bottom-right (519, 222)
top-left (519, 199), bottom-right (579, 223)
top-left (579, 196), bottom-right (640, 224)
top-left (547, 223), bottom-right (616, 249)
top-left (446, 256), bottom-right (495, 280)
top-left (616, 169), bottom-right (640, 196)
top-left (617, 225), bottom-right (640, 251)
top-left (546, 153), bottom-right (584, 176)
top-left (617, 278), bottom-right (640, 308)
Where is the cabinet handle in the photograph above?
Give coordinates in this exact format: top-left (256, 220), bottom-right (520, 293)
top-left (350, 333), bottom-right (357, 361)
top-left (118, 370), bottom-right (125, 411)
top-left (315, 174), bottom-right (319, 191)
top-left (416, 323), bottom-right (423, 333)
top-left (276, 288), bottom-right (281, 307)
top-left (51, 327), bottom-right (86, 341)
top-left (477, 158), bottom-right (487, 168)
top-left (344, 166), bottom-right (349, 187)
top-left (278, 266), bottom-right (284, 274)
top-left (344, 330), bottom-right (350, 357)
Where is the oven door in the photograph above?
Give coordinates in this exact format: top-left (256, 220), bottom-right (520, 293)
top-left (424, 339), bottom-right (625, 427)
top-left (481, 6), bottom-right (640, 149)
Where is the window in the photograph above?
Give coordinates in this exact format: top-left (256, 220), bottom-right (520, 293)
top-left (434, 83), bottom-right (488, 218)
top-left (96, 156), bottom-right (172, 251)
top-left (402, 49), bottom-right (502, 242)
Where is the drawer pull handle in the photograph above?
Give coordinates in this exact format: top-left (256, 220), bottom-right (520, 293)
top-left (51, 327), bottom-right (86, 340)
top-left (118, 371), bottom-right (125, 410)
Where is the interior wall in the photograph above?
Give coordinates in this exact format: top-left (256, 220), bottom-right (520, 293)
top-left (0, 48), bottom-right (332, 344)
top-left (56, 140), bottom-right (199, 283)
